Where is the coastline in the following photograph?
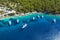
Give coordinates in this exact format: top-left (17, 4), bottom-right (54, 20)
top-left (0, 11), bottom-right (38, 20)
top-left (0, 11), bottom-right (60, 20)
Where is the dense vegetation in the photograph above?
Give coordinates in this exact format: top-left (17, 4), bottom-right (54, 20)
top-left (0, 0), bottom-right (60, 14)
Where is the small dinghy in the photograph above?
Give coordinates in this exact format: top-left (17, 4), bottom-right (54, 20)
top-left (40, 15), bottom-right (44, 19)
top-left (32, 17), bottom-right (35, 21)
top-left (52, 19), bottom-right (56, 23)
top-left (16, 19), bottom-right (20, 24)
top-left (8, 20), bottom-right (12, 26)
top-left (22, 23), bottom-right (27, 29)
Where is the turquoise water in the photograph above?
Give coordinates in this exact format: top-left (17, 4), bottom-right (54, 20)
top-left (0, 13), bottom-right (60, 40)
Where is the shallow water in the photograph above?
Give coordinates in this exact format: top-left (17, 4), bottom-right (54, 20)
top-left (0, 13), bottom-right (60, 40)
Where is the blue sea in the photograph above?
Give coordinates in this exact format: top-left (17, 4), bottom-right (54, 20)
top-left (0, 13), bottom-right (60, 40)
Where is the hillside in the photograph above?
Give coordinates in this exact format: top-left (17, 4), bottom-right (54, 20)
top-left (0, 0), bottom-right (60, 14)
